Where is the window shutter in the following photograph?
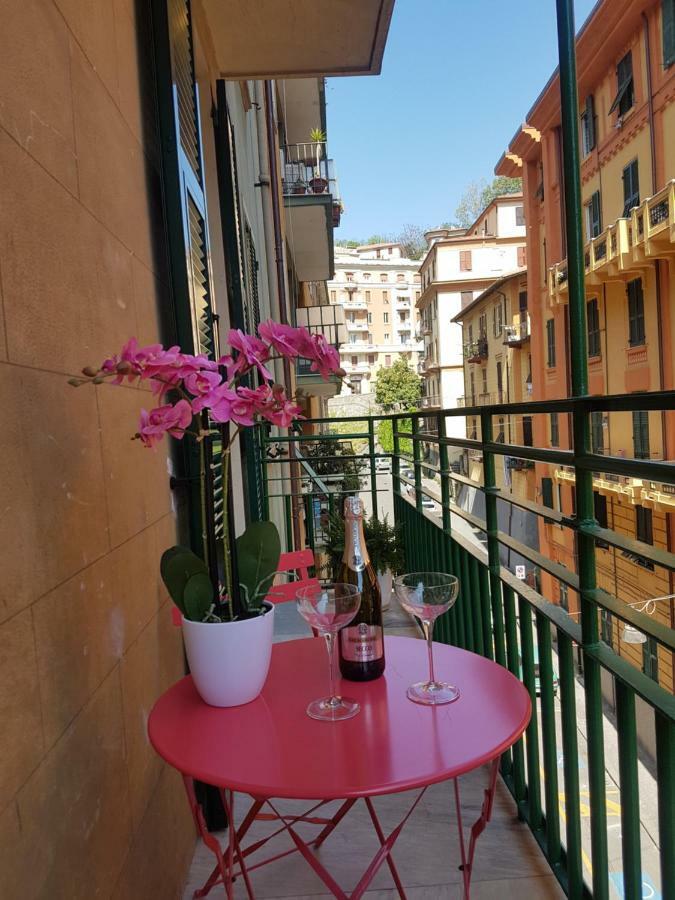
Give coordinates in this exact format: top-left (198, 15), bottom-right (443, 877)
top-left (542, 477), bottom-right (554, 508)
top-left (586, 95), bottom-right (596, 150)
top-left (664, 0), bottom-right (675, 67)
top-left (591, 191), bottom-right (602, 236)
top-left (517, 245), bottom-right (526, 267)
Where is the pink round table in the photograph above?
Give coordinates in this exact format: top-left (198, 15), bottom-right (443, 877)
top-left (149, 635), bottom-right (530, 899)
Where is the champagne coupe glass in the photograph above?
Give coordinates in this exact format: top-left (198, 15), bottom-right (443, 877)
top-left (394, 572), bottom-right (460, 705)
top-left (296, 583), bottom-right (362, 721)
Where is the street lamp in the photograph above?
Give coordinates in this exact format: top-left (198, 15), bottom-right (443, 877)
top-left (620, 593), bottom-right (675, 644)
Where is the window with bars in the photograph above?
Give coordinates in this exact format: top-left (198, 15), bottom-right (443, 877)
top-left (591, 411), bottom-right (604, 454)
top-left (664, 0), bottom-right (675, 67)
top-left (627, 278), bottom-right (645, 346)
top-left (622, 159), bottom-right (640, 217)
top-left (587, 298), bottom-right (601, 358)
top-left (546, 318), bottom-right (556, 367)
top-left (459, 250), bottom-right (472, 271)
top-left (581, 94), bottom-right (596, 155)
top-left (609, 51), bottom-right (635, 118)
top-left (643, 636), bottom-right (659, 682)
top-left (633, 409), bottom-right (650, 460)
top-left (550, 412), bottom-right (559, 447)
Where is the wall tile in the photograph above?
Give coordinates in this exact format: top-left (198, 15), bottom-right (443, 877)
top-left (0, 131), bottom-right (136, 373)
top-left (96, 383), bottom-right (173, 546)
top-left (0, 611), bottom-right (44, 811)
top-left (70, 41), bottom-right (157, 270)
top-left (0, 669), bottom-right (132, 900)
top-left (0, 363), bottom-right (109, 622)
top-left (112, 766), bottom-right (195, 900)
top-left (54, 0), bottom-right (119, 102)
top-left (0, 0), bottom-right (77, 193)
top-left (132, 256), bottom-right (165, 349)
top-left (33, 516), bottom-right (177, 748)
top-left (121, 602), bottom-right (185, 828)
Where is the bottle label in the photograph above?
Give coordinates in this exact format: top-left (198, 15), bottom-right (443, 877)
top-left (340, 623), bottom-right (384, 662)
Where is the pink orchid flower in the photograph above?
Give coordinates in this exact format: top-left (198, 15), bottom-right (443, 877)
top-left (308, 334), bottom-right (342, 380)
top-left (258, 321), bottom-right (314, 359)
top-left (228, 329), bottom-right (273, 381)
top-left (138, 399), bottom-right (193, 449)
top-left (183, 369), bottom-right (222, 397)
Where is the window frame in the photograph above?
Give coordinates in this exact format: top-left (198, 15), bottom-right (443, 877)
top-left (550, 412), bottom-right (559, 447)
top-left (632, 409), bottom-right (650, 460)
top-left (581, 94), bottom-right (596, 155)
top-left (546, 318), bottom-right (556, 368)
top-left (642, 636), bottom-right (659, 682)
top-left (459, 250), bottom-right (472, 272)
top-left (627, 278), bottom-right (645, 347)
top-left (587, 297), bottom-right (601, 358)
top-left (622, 159), bottom-right (640, 217)
top-left (609, 51), bottom-right (635, 118)
top-left (664, 0), bottom-right (675, 67)
top-left (591, 410), bottom-right (604, 454)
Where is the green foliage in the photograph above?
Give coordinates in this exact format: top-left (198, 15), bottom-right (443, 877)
top-left (160, 546), bottom-right (215, 622)
top-left (377, 418), bottom-right (412, 456)
top-left (335, 224), bottom-right (428, 260)
top-left (309, 127), bottom-right (326, 142)
top-left (374, 359), bottom-right (422, 412)
top-left (303, 437), bottom-right (366, 494)
top-left (335, 239), bottom-right (360, 249)
top-left (454, 176), bottom-right (522, 228)
top-left (236, 521), bottom-right (281, 613)
top-left (322, 511), bottom-right (404, 578)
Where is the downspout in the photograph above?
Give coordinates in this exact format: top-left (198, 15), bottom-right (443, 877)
top-left (642, 11), bottom-right (675, 641)
top-left (263, 79), bottom-right (302, 552)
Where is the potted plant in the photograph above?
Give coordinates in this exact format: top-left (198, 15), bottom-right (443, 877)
top-left (70, 322), bottom-right (344, 706)
top-left (322, 511), bottom-right (404, 610)
top-left (308, 127), bottom-right (328, 194)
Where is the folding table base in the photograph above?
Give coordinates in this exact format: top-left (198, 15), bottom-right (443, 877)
top-left (183, 757), bottom-right (501, 900)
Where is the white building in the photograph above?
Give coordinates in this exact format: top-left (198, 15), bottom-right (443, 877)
top-left (328, 243), bottom-right (423, 395)
top-left (417, 195), bottom-right (527, 416)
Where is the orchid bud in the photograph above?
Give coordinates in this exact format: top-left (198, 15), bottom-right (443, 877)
top-left (68, 378), bottom-right (82, 387)
top-left (92, 376), bottom-right (105, 384)
top-left (82, 366), bottom-right (98, 377)
top-left (116, 360), bottom-right (133, 374)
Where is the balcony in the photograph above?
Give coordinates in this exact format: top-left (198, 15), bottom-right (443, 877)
top-left (345, 319), bottom-right (368, 331)
top-left (282, 142), bottom-right (340, 281)
top-left (419, 394), bottom-right (441, 409)
top-left (503, 314), bottom-right (530, 347)
top-left (464, 337), bottom-right (488, 364)
top-left (257, 391), bottom-right (675, 900)
top-left (294, 302), bottom-right (346, 397)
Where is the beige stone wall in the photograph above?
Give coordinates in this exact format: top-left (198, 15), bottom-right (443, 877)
top-left (0, 1), bottom-right (194, 896)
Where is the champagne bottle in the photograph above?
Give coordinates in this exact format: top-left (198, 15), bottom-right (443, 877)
top-left (338, 497), bottom-right (385, 681)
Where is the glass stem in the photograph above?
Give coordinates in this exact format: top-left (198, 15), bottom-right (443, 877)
top-left (423, 620), bottom-right (437, 686)
top-left (324, 631), bottom-right (340, 703)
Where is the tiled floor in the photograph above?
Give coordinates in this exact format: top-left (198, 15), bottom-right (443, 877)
top-left (182, 599), bottom-right (562, 899)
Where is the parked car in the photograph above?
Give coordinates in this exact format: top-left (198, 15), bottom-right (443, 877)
top-left (375, 457), bottom-right (391, 472)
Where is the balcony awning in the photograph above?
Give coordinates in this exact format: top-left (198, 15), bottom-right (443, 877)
top-left (200, 0), bottom-right (395, 78)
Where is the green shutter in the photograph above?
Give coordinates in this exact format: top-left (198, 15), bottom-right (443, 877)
top-left (542, 477), bottom-right (554, 508)
top-left (664, 0), bottom-right (675, 67)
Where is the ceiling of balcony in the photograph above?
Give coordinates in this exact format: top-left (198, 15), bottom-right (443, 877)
top-left (280, 79), bottom-right (324, 146)
top-left (200, 0), bottom-right (395, 78)
top-left (285, 194), bottom-right (334, 282)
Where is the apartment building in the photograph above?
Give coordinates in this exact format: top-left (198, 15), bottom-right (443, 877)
top-left (416, 196), bottom-right (527, 426)
top-left (329, 243), bottom-right (423, 394)
top-left (496, 0), bottom-right (675, 690)
top-left (0, 0), bottom-right (393, 894)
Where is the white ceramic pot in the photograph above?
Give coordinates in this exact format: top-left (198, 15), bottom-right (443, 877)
top-left (182, 602), bottom-right (275, 707)
top-left (378, 570), bottom-right (393, 611)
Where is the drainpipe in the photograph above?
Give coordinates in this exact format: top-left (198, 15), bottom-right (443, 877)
top-left (263, 79), bottom-right (301, 552)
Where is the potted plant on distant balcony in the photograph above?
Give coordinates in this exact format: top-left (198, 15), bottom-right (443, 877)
top-left (308, 127), bottom-right (328, 194)
top-left (70, 323), bottom-right (344, 707)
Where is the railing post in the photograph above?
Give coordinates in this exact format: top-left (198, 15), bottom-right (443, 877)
top-left (480, 408), bottom-right (506, 667)
top-left (368, 417), bottom-right (378, 519)
top-left (556, 1), bottom-right (607, 894)
top-left (412, 413), bottom-right (423, 514)
top-left (438, 412), bottom-right (452, 537)
top-left (392, 415), bottom-right (401, 498)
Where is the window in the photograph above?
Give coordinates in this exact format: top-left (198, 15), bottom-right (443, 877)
top-left (415, 291), bottom-right (420, 301)
top-left (523, 416), bottom-right (533, 447)
top-left (591, 411), bottom-right (604, 453)
top-left (587, 298), bottom-right (601, 358)
top-left (330, 290), bottom-right (336, 302)
top-left (368, 354), bottom-right (375, 365)
top-left (366, 332), bottom-right (372, 344)
top-left (470, 372), bottom-right (475, 404)
top-left (481, 368), bottom-right (488, 395)
top-left (622, 159), bottom-right (640, 217)
top-left (515, 206), bottom-right (525, 226)
top-left (349, 334), bottom-right (357, 344)
top-left (383, 312), bottom-right (389, 324)
top-left (479, 313), bottom-right (487, 337)
top-left (600, 610), bottom-right (613, 648)
top-left (550, 412), bottom-right (559, 447)
top-left (546, 318), bottom-right (556, 367)
top-left (461, 290), bottom-right (473, 307)
top-left (470, 416), bottom-right (478, 440)
top-left (594, 492), bottom-right (609, 549)
top-left (609, 51), bottom-right (634, 118)
top-left (365, 290), bottom-right (371, 303)
top-left (586, 191), bottom-right (602, 238)
top-left (380, 273), bottom-right (388, 283)
top-left (496, 417), bottom-right (505, 443)
top-left (541, 476), bottom-right (554, 509)
top-left (559, 583), bottom-right (569, 611)
top-left (633, 409), bottom-right (650, 460)
top-left (493, 303), bottom-right (503, 337)
top-left (385, 355), bottom-right (392, 367)
top-left (459, 250), bottom-right (472, 271)
top-left (382, 291), bottom-right (388, 302)
top-left (363, 272), bottom-right (371, 281)
top-left (627, 278), bottom-right (645, 346)
top-left (517, 245), bottom-right (527, 267)
top-left (496, 361), bottom-right (503, 397)
top-left (384, 332), bottom-right (390, 341)
top-left (346, 272), bottom-right (354, 282)
top-left (367, 312), bottom-right (372, 324)
top-left (636, 505), bottom-right (653, 544)
top-left (664, 0), bottom-right (675, 67)
top-left (643, 637), bottom-right (659, 683)
top-left (581, 94), bottom-right (596, 155)
top-left (397, 273), bottom-right (405, 283)
top-left (351, 355), bottom-right (358, 366)
top-left (519, 290), bottom-right (528, 313)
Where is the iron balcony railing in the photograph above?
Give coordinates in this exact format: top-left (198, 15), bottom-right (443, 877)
top-left (256, 391), bottom-right (675, 900)
top-left (281, 142), bottom-right (341, 225)
top-left (464, 337), bottom-right (488, 363)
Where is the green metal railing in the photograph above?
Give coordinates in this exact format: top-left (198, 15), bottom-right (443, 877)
top-left (257, 393), bottom-right (675, 899)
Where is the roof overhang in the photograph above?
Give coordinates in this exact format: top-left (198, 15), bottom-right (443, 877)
top-left (199, 0), bottom-right (395, 78)
top-left (284, 194), bottom-right (334, 282)
top-left (280, 79), bottom-right (326, 145)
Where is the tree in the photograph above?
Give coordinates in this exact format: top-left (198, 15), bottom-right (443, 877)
top-left (397, 223), bottom-right (427, 260)
top-left (374, 359), bottom-right (422, 412)
top-left (454, 176), bottom-right (522, 228)
top-left (376, 418), bottom-right (412, 456)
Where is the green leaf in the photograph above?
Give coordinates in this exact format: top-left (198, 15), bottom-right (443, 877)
top-left (160, 545), bottom-right (210, 616)
top-left (183, 572), bottom-right (215, 621)
top-left (236, 521), bottom-right (281, 612)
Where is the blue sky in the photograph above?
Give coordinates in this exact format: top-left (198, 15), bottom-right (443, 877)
top-left (327, 0), bottom-right (598, 241)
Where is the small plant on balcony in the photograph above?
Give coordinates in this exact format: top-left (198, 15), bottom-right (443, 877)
top-left (309, 127), bottom-right (328, 193)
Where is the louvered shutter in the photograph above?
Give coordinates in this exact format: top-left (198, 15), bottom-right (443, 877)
top-left (664, 0), bottom-right (675, 67)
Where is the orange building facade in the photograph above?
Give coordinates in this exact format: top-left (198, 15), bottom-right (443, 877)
top-left (496, 0), bottom-right (675, 691)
